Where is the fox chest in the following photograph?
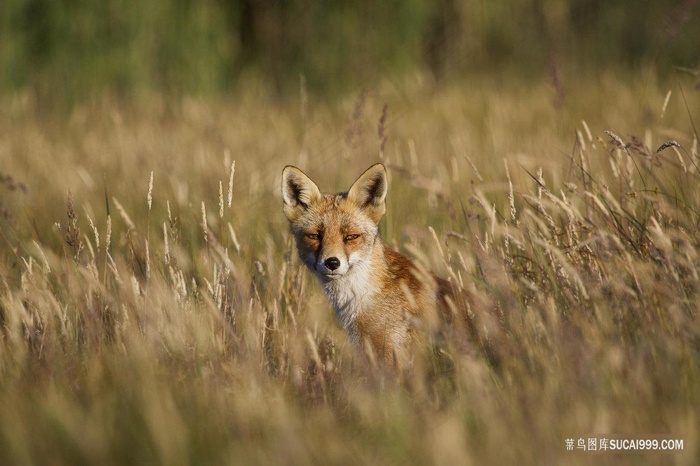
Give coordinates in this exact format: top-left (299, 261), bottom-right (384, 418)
top-left (322, 274), bottom-right (378, 338)
top-left (323, 279), bottom-right (411, 353)
top-left (324, 282), bottom-right (367, 330)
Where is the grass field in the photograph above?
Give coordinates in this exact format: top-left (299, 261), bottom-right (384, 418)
top-left (1, 72), bottom-right (699, 465)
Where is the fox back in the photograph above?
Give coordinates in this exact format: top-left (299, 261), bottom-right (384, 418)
top-left (282, 163), bottom-right (472, 369)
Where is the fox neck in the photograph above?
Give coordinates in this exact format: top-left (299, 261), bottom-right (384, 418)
top-left (320, 238), bottom-right (385, 337)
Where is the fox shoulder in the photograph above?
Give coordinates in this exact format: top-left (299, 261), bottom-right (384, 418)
top-left (383, 247), bottom-right (427, 295)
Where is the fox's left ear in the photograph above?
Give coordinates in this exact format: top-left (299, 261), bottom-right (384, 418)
top-left (347, 163), bottom-right (387, 224)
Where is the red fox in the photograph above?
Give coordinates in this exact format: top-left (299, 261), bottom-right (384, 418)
top-left (282, 163), bottom-right (476, 370)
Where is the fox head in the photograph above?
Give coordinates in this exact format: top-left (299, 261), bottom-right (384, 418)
top-left (282, 163), bottom-right (387, 282)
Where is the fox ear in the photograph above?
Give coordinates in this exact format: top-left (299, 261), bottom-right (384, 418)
top-left (347, 163), bottom-right (387, 223)
top-left (282, 166), bottom-right (322, 221)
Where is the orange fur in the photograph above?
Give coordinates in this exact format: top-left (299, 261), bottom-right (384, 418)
top-left (282, 163), bottom-right (472, 370)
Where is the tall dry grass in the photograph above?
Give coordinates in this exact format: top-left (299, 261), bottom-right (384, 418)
top-left (0, 74), bottom-right (699, 465)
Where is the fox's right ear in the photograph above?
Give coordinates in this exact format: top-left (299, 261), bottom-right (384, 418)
top-left (282, 166), bottom-right (322, 221)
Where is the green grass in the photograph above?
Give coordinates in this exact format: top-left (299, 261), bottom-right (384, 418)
top-left (1, 73), bottom-right (699, 465)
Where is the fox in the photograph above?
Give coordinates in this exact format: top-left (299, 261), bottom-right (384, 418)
top-left (282, 163), bottom-right (479, 370)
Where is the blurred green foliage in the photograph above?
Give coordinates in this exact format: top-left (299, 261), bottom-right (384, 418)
top-left (1, 0), bottom-right (698, 104)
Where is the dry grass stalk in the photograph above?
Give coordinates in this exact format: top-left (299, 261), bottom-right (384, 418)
top-left (1, 81), bottom-right (698, 466)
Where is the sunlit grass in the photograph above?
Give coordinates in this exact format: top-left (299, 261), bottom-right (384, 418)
top-left (1, 74), bottom-right (699, 464)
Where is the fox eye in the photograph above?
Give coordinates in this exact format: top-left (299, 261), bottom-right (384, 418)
top-left (306, 233), bottom-right (322, 240)
top-left (344, 234), bottom-right (360, 241)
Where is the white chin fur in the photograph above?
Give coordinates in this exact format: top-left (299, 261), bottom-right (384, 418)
top-left (321, 257), bottom-right (374, 333)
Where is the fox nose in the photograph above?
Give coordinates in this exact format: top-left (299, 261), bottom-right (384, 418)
top-left (324, 257), bottom-right (341, 271)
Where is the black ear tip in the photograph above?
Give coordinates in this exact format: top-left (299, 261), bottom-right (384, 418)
top-left (361, 163), bottom-right (387, 182)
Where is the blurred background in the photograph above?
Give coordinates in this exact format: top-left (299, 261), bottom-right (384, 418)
top-left (1, 0), bottom-right (698, 106)
top-left (1, 3), bottom-right (699, 465)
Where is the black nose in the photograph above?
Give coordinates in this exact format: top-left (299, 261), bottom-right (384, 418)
top-left (324, 257), bottom-right (341, 271)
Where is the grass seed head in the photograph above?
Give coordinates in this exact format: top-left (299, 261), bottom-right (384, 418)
top-left (228, 160), bottom-right (236, 209)
top-left (147, 171), bottom-right (154, 211)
